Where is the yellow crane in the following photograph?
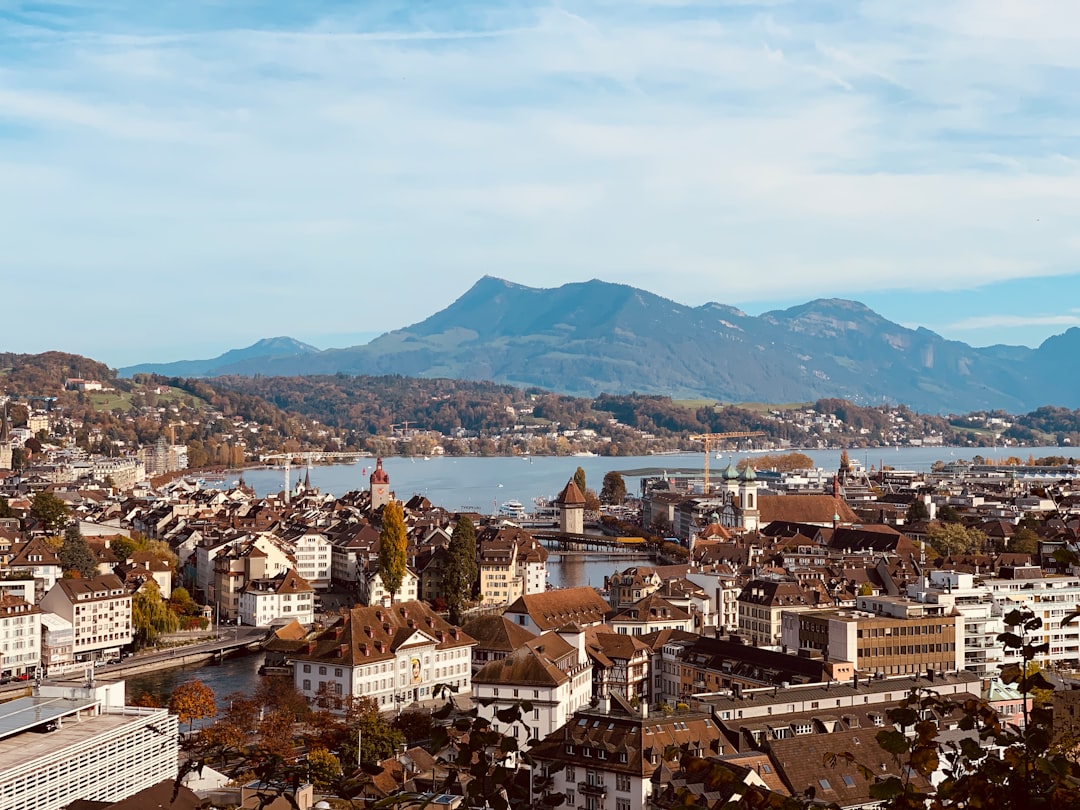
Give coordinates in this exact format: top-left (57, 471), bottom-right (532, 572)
top-left (689, 431), bottom-right (766, 493)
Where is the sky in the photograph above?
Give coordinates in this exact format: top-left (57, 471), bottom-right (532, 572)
top-left (2, 0), bottom-right (1080, 367)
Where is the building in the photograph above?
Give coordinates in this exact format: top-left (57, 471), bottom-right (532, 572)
top-left (737, 579), bottom-right (830, 646)
top-left (282, 528), bottom-right (333, 591)
top-left (983, 566), bottom-right (1080, 668)
top-left (369, 458), bottom-right (391, 510)
top-left (608, 593), bottom-right (693, 637)
top-left (239, 568), bottom-right (316, 627)
top-left (504, 587), bottom-right (611, 635)
top-left (472, 629), bottom-right (593, 747)
top-left (287, 600), bottom-right (476, 712)
top-left (461, 614), bottom-right (538, 673)
top-left (556, 479), bottom-right (585, 536)
top-left (39, 613), bottom-right (74, 677)
top-left (39, 574), bottom-right (133, 664)
top-left (0, 679), bottom-right (178, 810)
top-left (906, 570), bottom-right (1004, 676)
top-left (0, 592), bottom-right (41, 680)
top-left (586, 630), bottom-right (652, 702)
top-left (529, 695), bottom-right (727, 810)
top-left (360, 565), bottom-right (419, 607)
top-left (781, 595), bottom-right (963, 677)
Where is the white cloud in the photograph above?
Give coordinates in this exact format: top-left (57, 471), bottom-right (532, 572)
top-left (2, 0), bottom-right (1080, 362)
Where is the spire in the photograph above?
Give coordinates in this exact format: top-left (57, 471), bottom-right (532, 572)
top-left (0, 405), bottom-right (9, 442)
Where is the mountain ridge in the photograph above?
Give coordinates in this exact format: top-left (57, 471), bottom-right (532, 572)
top-left (118, 279), bottom-right (1079, 413)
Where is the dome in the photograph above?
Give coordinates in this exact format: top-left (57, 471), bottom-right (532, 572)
top-left (739, 464), bottom-right (757, 482)
top-left (721, 461), bottom-right (740, 481)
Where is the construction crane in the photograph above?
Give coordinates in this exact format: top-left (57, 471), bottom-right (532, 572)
top-left (260, 451), bottom-right (373, 504)
top-left (689, 431), bottom-right (767, 493)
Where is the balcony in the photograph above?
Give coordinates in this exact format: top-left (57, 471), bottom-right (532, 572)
top-left (578, 781), bottom-right (608, 796)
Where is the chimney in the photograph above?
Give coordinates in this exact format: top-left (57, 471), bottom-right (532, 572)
top-left (641, 702), bottom-right (649, 719)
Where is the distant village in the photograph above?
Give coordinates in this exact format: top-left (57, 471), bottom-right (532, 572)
top-left (3, 391), bottom-right (1080, 809)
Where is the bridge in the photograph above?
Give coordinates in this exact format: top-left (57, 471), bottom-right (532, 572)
top-left (532, 531), bottom-right (653, 554)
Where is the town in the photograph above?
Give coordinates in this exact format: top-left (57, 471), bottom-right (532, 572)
top-left (2, 389), bottom-right (1080, 810)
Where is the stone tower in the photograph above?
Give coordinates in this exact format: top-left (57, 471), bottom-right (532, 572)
top-left (556, 478), bottom-right (585, 535)
top-left (369, 457), bottom-right (391, 510)
top-left (0, 407), bottom-right (12, 471)
top-left (738, 463), bottom-right (760, 532)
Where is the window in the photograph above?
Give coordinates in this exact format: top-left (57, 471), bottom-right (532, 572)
top-left (303, 679), bottom-right (311, 691)
top-left (617, 801), bottom-right (630, 810)
top-left (842, 775), bottom-right (856, 788)
top-left (335, 668), bottom-right (343, 677)
top-left (566, 767), bottom-right (575, 781)
top-left (319, 666), bottom-right (327, 675)
top-left (616, 774), bottom-right (631, 792)
top-left (818, 779), bottom-right (831, 791)
top-left (303, 664), bottom-right (311, 674)
top-left (565, 791), bottom-right (575, 806)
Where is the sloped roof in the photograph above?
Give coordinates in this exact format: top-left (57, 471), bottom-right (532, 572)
top-left (556, 479), bottom-right (586, 506)
top-left (473, 641), bottom-right (569, 688)
top-left (758, 495), bottom-right (858, 525)
top-left (461, 614), bottom-right (537, 653)
top-left (505, 586), bottom-right (611, 631)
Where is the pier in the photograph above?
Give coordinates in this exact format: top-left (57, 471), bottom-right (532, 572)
top-left (532, 531), bottom-right (651, 554)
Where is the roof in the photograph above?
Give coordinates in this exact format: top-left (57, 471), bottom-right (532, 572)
top-left (610, 593), bottom-right (691, 624)
top-left (370, 457), bottom-right (390, 485)
top-left (758, 495), bottom-right (858, 525)
top-left (461, 614), bottom-right (537, 652)
top-left (288, 600), bottom-right (475, 667)
top-left (52, 573), bottom-right (129, 603)
top-left (505, 586), bottom-right (611, 631)
top-left (473, 637), bottom-right (572, 688)
top-left (556, 479), bottom-right (586, 507)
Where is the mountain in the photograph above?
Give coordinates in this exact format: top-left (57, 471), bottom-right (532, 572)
top-left (125, 278), bottom-right (1080, 412)
top-left (119, 337), bottom-right (319, 378)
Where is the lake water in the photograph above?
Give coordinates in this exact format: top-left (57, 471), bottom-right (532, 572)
top-left (231, 447), bottom-right (1075, 512)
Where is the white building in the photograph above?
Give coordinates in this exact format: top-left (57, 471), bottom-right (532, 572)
top-left (0, 593), bottom-right (41, 680)
top-left (239, 568), bottom-right (315, 627)
top-left (39, 613), bottom-right (74, 677)
top-left (283, 528), bottom-right (333, 591)
top-left (907, 569), bottom-right (1005, 676)
top-left (0, 679), bottom-right (178, 810)
top-left (288, 600), bottom-right (476, 712)
top-left (39, 574), bottom-right (133, 664)
top-left (360, 565), bottom-right (419, 607)
top-left (473, 628), bottom-right (593, 747)
top-left (984, 566), bottom-right (1080, 668)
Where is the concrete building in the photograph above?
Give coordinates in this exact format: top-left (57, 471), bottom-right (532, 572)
top-left (39, 574), bottom-right (133, 664)
top-left (0, 679), bottom-right (178, 810)
top-left (906, 570), bottom-right (1005, 676)
top-left (0, 592), bottom-right (41, 680)
top-left (780, 595), bottom-right (963, 677)
top-left (982, 566), bottom-right (1080, 668)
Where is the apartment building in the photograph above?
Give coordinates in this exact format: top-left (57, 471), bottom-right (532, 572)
top-left (39, 574), bottom-right (132, 664)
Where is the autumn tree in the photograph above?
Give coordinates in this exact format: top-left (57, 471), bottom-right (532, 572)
top-left (59, 524), bottom-right (98, 578)
top-left (307, 748), bottom-right (343, 789)
top-left (169, 679), bottom-right (216, 733)
top-left (444, 515), bottom-right (478, 625)
top-left (30, 490), bottom-right (70, 534)
top-left (378, 500), bottom-right (408, 603)
top-left (1010, 526), bottom-right (1040, 555)
top-left (600, 471), bottom-right (627, 505)
top-left (926, 522), bottom-right (988, 557)
top-left (132, 578), bottom-right (179, 647)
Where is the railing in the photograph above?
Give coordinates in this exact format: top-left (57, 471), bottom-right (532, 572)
top-left (578, 781), bottom-right (607, 796)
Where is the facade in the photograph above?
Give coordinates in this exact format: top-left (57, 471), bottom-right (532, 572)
top-left (983, 566), bottom-right (1080, 668)
top-left (39, 613), bottom-right (74, 677)
top-left (0, 681), bottom-right (178, 810)
top-left (239, 568), bottom-right (316, 627)
top-left (586, 630), bottom-right (651, 702)
top-left (39, 574), bottom-right (133, 663)
top-left (360, 566), bottom-right (419, 607)
top-left (906, 570), bottom-right (1004, 676)
top-left (0, 592), bottom-right (41, 680)
top-left (283, 528), bottom-right (333, 591)
top-left (288, 600), bottom-right (476, 712)
top-left (473, 630), bottom-right (593, 747)
top-left (781, 596), bottom-right (963, 677)
top-left (608, 594), bottom-right (693, 637)
top-left (736, 579), bottom-right (829, 646)
top-left (530, 697), bottom-right (726, 810)
top-left (6, 538), bottom-right (62, 602)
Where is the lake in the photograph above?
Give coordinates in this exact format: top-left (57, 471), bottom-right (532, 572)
top-left (229, 447), bottom-right (1075, 513)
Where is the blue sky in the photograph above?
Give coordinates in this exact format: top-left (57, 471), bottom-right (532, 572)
top-left (2, 0), bottom-right (1080, 366)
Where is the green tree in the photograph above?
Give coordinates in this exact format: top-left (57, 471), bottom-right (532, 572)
top-left (306, 748), bottom-right (343, 790)
top-left (378, 501), bottom-right (408, 603)
top-left (59, 524), bottom-right (98, 578)
top-left (1010, 527), bottom-right (1040, 555)
top-left (926, 522), bottom-right (987, 557)
top-left (905, 498), bottom-right (930, 523)
top-left (444, 515), bottom-right (478, 625)
top-left (0, 496), bottom-right (12, 519)
top-left (573, 466), bottom-right (587, 496)
top-left (169, 679), bottom-right (216, 734)
top-left (133, 578), bottom-right (179, 647)
top-left (30, 491), bottom-right (70, 534)
top-left (110, 536), bottom-right (136, 562)
top-left (599, 471), bottom-right (627, 505)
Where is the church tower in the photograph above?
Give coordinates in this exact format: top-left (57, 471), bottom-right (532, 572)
top-left (369, 457), bottom-right (391, 510)
top-left (556, 478), bottom-right (585, 535)
top-left (738, 463), bottom-right (760, 532)
top-left (0, 407), bottom-right (12, 471)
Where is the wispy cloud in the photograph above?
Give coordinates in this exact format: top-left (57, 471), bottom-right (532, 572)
top-left (944, 314), bottom-right (1080, 331)
top-left (2, 1), bottom-right (1080, 362)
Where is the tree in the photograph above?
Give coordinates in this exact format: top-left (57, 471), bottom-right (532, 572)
top-left (0, 497), bottom-right (12, 519)
top-left (132, 579), bottom-right (179, 647)
top-left (307, 748), bottom-right (343, 789)
top-left (926, 522), bottom-right (987, 557)
top-left (573, 466), bottom-right (587, 496)
top-left (169, 679), bottom-right (216, 734)
top-left (30, 491), bottom-right (69, 534)
top-left (1010, 527), bottom-right (1040, 555)
top-left (444, 515), bottom-right (478, 625)
top-left (109, 536), bottom-right (135, 562)
top-left (600, 471), bottom-right (627, 505)
top-left (59, 524), bottom-right (98, 578)
top-left (905, 498), bottom-right (930, 523)
top-left (378, 500), bottom-right (408, 603)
